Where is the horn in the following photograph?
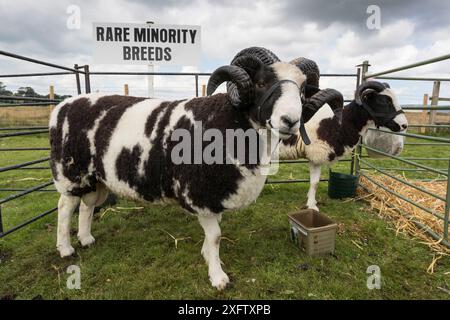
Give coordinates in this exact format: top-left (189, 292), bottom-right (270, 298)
top-left (230, 55), bottom-right (264, 74)
top-left (230, 46), bottom-right (280, 65)
top-left (289, 57), bottom-right (320, 98)
top-left (207, 65), bottom-right (253, 107)
top-left (355, 81), bottom-right (386, 104)
top-left (382, 82), bottom-right (391, 88)
top-left (308, 88), bottom-right (344, 112)
top-left (227, 47), bottom-right (279, 104)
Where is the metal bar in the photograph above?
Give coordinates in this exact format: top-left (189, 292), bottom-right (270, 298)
top-left (404, 142), bottom-right (450, 146)
top-left (0, 50), bottom-right (83, 73)
top-left (195, 75), bottom-right (199, 97)
top-left (375, 76), bottom-right (450, 82)
top-left (408, 124), bottom-right (450, 128)
top-left (16, 167), bottom-right (51, 170)
top-left (319, 74), bottom-right (357, 77)
top-left (84, 65), bottom-right (91, 93)
top-left (272, 159), bottom-right (352, 164)
top-left (402, 105), bottom-right (450, 110)
top-left (89, 71), bottom-right (213, 76)
top-left (87, 71), bottom-right (358, 78)
top-left (351, 67), bottom-right (362, 175)
top-left (266, 179), bottom-right (328, 184)
top-left (0, 181), bottom-right (54, 205)
top-left (395, 157), bottom-right (450, 161)
top-left (360, 159), bottom-right (446, 201)
top-left (0, 126), bottom-right (48, 131)
top-left (362, 146), bottom-right (448, 176)
top-left (0, 71), bottom-right (75, 78)
top-left (0, 95), bottom-right (61, 102)
top-left (0, 206), bottom-right (3, 234)
top-left (0, 157), bottom-right (50, 173)
top-left (0, 130), bottom-right (49, 138)
top-left (0, 148), bottom-right (50, 151)
top-left (360, 167), bottom-right (447, 173)
top-left (364, 53), bottom-right (450, 78)
top-left (74, 64), bottom-right (82, 95)
top-left (0, 207), bottom-right (57, 239)
top-left (444, 162), bottom-right (450, 240)
top-left (0, 102), bottom-right (56, 107)
top-left (438, 97), bottom-right (450, 101)
top-left (360, 172), bottom-right (445, 220)
top-left (0, 188), bottom-right (56, 192)
top-left (368, 128), bottom-right (450, 143)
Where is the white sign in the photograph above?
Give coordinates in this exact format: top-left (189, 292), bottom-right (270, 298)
top-left (92, 23), bottom-right (201, 66)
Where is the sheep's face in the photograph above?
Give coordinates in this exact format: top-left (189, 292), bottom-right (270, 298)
top-left (249, 62), bottom-right (306, 140)
top-left (364, 88), bottom-right (408, 132)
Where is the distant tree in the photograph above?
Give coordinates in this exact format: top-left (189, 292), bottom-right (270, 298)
top-left (0, 82), bottom-right (13, 96)
top-left (15, 86), bottom-right (41, 97)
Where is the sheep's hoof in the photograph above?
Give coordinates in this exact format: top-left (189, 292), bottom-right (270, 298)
top-left (58, 245), bottom-right (75, 258)
top-left (210, 270), bottom-right (230, 291)
top-left (307, 205), bottom-right (319, 211)
top-left (78, 235), bottom-right (96, 247)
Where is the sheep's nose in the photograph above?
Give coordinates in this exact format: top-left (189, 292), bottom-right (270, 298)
top-left (401, 124), bottom-right (408, 130)
top-left (281, 116), bottom-right (299, 129)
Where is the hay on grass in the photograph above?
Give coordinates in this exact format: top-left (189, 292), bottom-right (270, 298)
top-left (358, 172), bottom-right (449, 271)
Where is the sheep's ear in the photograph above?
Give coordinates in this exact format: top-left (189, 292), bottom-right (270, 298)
top-left (207, 65), bottom-right (253, 107)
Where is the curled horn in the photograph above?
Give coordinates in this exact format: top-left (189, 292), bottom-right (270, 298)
top-left (289, 57), bottom-right (320, 98)
top-left (355, 81), bottom-right (387, 105)
top-left (230, 46), bottom-right (280, 65)
top-left (207, 65), bottom-right (253, 107)
top-left (308, 88), bottom-right (344, 111)
top-left (227, 47), bottom-right (280, 104)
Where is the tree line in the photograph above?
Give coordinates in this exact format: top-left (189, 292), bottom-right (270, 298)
top-left (0, 81), bottom-right (72, 101)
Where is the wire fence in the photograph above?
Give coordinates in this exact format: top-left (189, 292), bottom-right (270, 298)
top-left (0, 49), bottom-right (449, 248)
top-left (354, 54), bottom-right (450, 247)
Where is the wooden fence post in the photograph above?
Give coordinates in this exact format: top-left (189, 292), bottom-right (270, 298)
top-left (429, 81), bottom-right (440, 133)
top-left (49, 85), bottom-right (55, 112)
top-left (421, 93), bottom-right (428, 133)
top-left (201, 84), bottom-right (206, 97)
top-left (124, 84), bottom-right (129, 96)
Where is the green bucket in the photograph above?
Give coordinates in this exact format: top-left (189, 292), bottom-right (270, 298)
top-left (327, 170), bottom-right (359, 199)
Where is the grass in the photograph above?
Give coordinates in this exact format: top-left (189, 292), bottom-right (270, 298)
top-left (0, 106), bottom-right (52, 127)
top-left (0, 131), bottom-right (449, 300)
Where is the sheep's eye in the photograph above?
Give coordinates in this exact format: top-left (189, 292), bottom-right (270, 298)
top-left (257, 82), bottom-right (265, 88)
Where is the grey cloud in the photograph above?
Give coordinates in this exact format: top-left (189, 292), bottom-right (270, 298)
top-left (282, 0), bottom-right (450, 31)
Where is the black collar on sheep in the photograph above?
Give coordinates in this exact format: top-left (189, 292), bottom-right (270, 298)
top-left (356, 81), bottom-right (405, 130)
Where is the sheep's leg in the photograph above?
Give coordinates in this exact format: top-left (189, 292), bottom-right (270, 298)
top-left (78, 184), bottom-right (109, 247)
top-left (57, 194), bottom-right (80, 257)
top-left (307, 162), bottom-right (321, 211)
top-left (198, 214), bottom-right (229, 290)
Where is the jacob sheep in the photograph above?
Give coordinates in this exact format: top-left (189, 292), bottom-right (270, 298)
top-left (49, 48), bottom-right (307, 290)
top-left (278, 81), bottom-right (408, 211)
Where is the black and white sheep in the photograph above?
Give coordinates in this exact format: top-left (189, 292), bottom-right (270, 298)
top-left (278, 81), bottom-right (408, 211)
top-left (49, 48), bottom-right (307, 290)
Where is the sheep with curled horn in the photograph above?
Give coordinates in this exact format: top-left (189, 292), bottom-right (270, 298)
top-left (49, 47), bottom-right (307, 290)
top-left (278, 81), bottom-right (408, 211)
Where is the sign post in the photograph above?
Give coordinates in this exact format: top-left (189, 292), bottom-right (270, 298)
top-left (146, 21), bottom-right (154, 98)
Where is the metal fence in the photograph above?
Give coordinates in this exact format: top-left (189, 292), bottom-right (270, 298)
top-left (1, 49), bottom-right (448, 246)
top-left (353, 54), bottom-right (450, 247)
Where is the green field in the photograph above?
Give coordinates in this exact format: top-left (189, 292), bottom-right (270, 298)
top-left (0, 132), bottom-right (449, 300)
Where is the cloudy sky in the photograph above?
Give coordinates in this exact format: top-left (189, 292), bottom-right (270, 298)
top-left (0, 0), bottom-right (449, 104)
